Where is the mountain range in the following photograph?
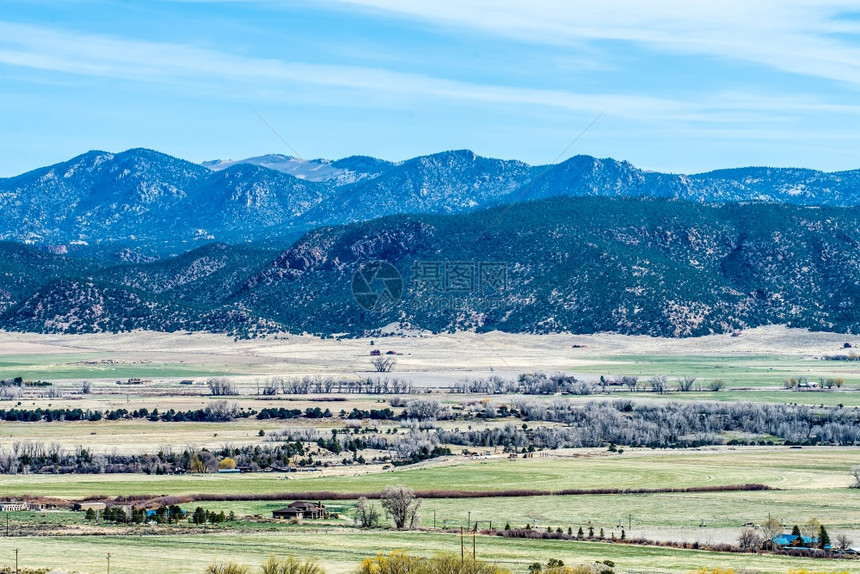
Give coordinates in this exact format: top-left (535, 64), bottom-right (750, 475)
top-left (1, 196), bottom-right (858, 337)
top-left (2, 148), bottom-right (860, 258)
top-left (1, 148), bottom-right (859, 337)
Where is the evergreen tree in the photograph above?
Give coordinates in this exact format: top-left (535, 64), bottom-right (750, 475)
top-left (819, 525), bottom-right (831, 548)
top-left (192, 506), bottom-right (207, 525)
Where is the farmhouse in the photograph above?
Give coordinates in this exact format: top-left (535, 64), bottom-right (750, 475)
top-left (272, 501), bottom-right (328, 520)
top-left (72, 502), bottom-right (107, 512)
top-left (773, 533), bottom-right (818, 548)
top-left (145, 508), bottom-right (186, 519)
top-left (0, 501), bottom-right (41, 512)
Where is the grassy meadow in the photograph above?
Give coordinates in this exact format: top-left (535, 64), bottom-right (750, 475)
top-left (0, 529), bottom-right (855, 574)
top-left (0, 329), bottom-right (859, 573)
top-left (0, 448), bottom-right (855, 498)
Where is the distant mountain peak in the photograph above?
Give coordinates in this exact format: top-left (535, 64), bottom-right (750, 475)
top-left (2, 147), bottom-right (859, 253)
top-left (201, 154), bottom-right (365, 184)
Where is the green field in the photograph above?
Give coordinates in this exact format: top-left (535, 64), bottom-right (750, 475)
top-left (570, 354), bottom-right (860, 389)
top-left (0, 449), bottom-right (854, 499)
top-left (0, 529), bottom-right (854, 574)
top-left (0, 353), bottom-right (239, 380)
top-left (4, 349), bottom-right (859, 407)
top-left (1, 337), bottom-right (859, 574)
top-left (182, 486), bottom-right (860, 532)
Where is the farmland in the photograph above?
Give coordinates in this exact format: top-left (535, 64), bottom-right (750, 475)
top-left (0, 448), bottom-right (854, 498)
top-left (0, 327), bottom-right (858, 573)
top-left (0, 528), bottom-right (854, 574)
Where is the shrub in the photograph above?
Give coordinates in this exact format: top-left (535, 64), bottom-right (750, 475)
top-left (260, 556), bottom-right (324, 574)
top-left (204, 563), bottom-right (250, 574)
top-left (356, 552), bottom-right (510, 574)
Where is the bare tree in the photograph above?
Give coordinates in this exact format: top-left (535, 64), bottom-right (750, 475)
top-left (0, 386), bottom-right (22, 400)
top-left (738, 529), bottom-right (762, 550)
top-left (371, 358), bottom-right (396, 373)
top-left (676, 376), bottom-right (696, 392)
top-left (207, 400), bottom-right (240, 421)
top-left (851, 465), bottom-right (860, 488)
top-left (649, 376), bottom-right (669, 394)
top-left (80, 381), bottom-right (92, 394)
top-left (621, 376), bottom-right (638, 392)
top-left (404, 399), bottom-right (446, 420)
top-left (207, 377), bottom-right (238, 396)
top-left (760, 517), bottom-right (782, 549)
top-left (261, 556), bottom-right (323, 574)
top-left (354, 496), bottom-right (381, 528)
top-left (381, 484), bottom-right (422, 529)
top-left (836, 532), bottom-right (854, 550)
top-left (205, 563), bottom-right (250, 574)
top-left (260, 378), bottom-right (278, 396)
top-left (801, 517), bottom-right (822, 540)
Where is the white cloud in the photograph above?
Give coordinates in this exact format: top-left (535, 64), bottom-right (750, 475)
top-left (0, 21), bottom-right (707, 120)
top-left (1, 18), bottom-right (859, 129)
top-left (332, 0), bottom-right (860, 89)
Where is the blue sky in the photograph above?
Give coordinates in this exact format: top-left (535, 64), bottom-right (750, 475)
top-left (2, 0), bottom-right (860, 176)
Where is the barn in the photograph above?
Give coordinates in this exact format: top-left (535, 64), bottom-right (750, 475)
top-left (272, 501), bottom-right (328, 520)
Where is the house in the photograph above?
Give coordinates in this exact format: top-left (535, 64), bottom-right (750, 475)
top-left (145, 508), bottom-right (186, 519)
top-left (0, 501), bottom-right (27, 512)
top-left (272, 501), bottom-right (328, 520)
top-left (773, 534), bottom-right (818, 547)
top-left (73, 502), bottom-right (107, 512)
top-left (116, 378), bottom-right (152, 385)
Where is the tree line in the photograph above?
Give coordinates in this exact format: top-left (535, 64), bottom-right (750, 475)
top-left (0, 401), bottom-right (253, 423)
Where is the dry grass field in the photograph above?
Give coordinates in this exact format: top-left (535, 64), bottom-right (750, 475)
top-left (1, 325), bottom-right (858, 387)
top-left (0, 327), bottom-right (858, 573)
top-left (0, 528), bottom-right (854, 574)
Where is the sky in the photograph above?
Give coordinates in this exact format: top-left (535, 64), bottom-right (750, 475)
top-left (2, 0), bottom-right (860, 177)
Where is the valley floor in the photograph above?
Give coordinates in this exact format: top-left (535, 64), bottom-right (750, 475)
top-left (0, 327), bottom-right (858, 573)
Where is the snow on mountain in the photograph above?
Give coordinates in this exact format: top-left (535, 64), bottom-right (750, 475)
top-left (202, 154), bottom-right (374, 185)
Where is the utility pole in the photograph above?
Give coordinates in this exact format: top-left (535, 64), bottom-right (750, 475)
top-left (467, 511), bottom-right (471, 528)
top-left (15, 548), bottom-right (19, 574)
top-left (6, 515), bottom-right (8, 536)
top-left (472, 527), bottom-right (476, 559)
top-left (433, 510), bottom-right (436, 529)
top-left (107, 552), bottom-right (111, 574)
top-left (628, 514), bottom-right (632, 530)
top-left (460, 527), bottom-right (464, 561)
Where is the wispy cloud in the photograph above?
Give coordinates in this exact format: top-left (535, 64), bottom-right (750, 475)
top-left (0, 21), bottom-right (703, 120)
top-left (2, 20), bottom-right (858, 126)
top-left (332, 0), bottom-right (860, 89)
